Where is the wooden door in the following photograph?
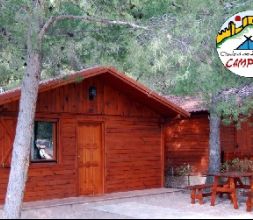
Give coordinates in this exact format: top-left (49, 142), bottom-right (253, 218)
top-left (78, 123), bottom-right (103, 195)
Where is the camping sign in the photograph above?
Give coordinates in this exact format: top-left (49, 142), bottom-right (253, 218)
top-left (217, 11), bottom-right (253, 77)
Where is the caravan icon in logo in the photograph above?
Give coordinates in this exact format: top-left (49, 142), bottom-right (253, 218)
top-left (217, 11), bottom-right (253, 77)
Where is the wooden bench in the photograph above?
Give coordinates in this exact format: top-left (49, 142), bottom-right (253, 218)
top-left (246, 192), bottom-right (253, 212)
top-left (186, 184), bottom-right (213, 205)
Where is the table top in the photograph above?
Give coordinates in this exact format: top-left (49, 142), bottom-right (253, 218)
top-left (207, 172), bottom-right (253, 178)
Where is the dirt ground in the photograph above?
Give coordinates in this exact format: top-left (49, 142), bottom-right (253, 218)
top-left (0, 189), bottom-right (252, 219)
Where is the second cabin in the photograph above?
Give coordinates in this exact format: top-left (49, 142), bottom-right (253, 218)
top-left (165, 95), bottom-right (253, 175)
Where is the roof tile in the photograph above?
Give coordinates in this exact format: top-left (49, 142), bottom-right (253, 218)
top-left (164, 95), bottom-right (208, 113)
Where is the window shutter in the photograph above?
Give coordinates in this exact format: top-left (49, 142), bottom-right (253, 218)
top-left (0, 118), bottom-right (16, 168)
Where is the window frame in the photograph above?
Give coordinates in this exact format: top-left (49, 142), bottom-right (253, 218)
top-left (30, 119), bottom-right (58, 164)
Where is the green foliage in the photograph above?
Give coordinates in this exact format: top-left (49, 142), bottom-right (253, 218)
top-left (167, 159), bottom-right (192, 176)
top-left (174, 163), bottom-right (192, 176)
top-left (144, 0), bottom-right (252, 95)
top-left (2, 0), bottom-right (253, 125)
top-left (74, 76), bottom-right (85, 84)
top-left (127, 0), bottom-right (253, 125)
top-left (0, 0), bottom-right (29, 89)
top-left (0, 0), bottom-right (150, 87)
top-left (221, 158), bottom-right (253, 173)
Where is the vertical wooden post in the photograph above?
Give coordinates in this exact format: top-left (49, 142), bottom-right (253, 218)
top-left (160, 122), bottom-right (165, 187)
top-left (211, 176), bottom-right (219, 206)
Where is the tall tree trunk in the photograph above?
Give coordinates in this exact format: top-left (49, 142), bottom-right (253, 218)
top-left (3, 51), bottom-right (41, 219)
top-left (1, 1), bottom-right (145, 218)
top-left (205, 109), bottom-right (221, 185)
top-left (3, 1), bottom-right (43, 218)
top-left (208, 111), bottom-right (221, 174)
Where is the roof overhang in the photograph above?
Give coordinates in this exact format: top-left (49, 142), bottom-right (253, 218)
top-left (0, 67), bottom-right (190, 118)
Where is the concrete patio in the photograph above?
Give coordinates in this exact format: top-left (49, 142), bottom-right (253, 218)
top-left (0, 188), bottom-right (252, 219)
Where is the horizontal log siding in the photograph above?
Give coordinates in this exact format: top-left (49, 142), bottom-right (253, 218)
top-left (165, 113), bottom-right (210, 174)
top-left (165, 113), bottom-right (240, 174)
top-left (105, 118), bottom-right (162, 193)
top-left (0, 77), bottom-right (163, 203)
top-left (0, 118), bottom-right (78, 202)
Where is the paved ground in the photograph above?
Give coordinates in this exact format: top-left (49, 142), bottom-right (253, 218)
top-left (0, 188), bottom-right (252, 219)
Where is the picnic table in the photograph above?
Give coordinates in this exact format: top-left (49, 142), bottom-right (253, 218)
top-left (208, 172), bottom-right (253, 209)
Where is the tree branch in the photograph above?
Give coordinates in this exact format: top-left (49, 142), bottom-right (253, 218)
top-left (39, 15), bottom-right (148, 40)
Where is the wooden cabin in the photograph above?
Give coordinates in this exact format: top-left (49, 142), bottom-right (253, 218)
top-left (0, 67), bottom-right (189, 203)
top-left (164, 96), bottom-right (253, 175)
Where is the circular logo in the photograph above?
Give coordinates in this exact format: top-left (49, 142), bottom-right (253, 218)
top-left (216, 11), bottom-right (253, 77)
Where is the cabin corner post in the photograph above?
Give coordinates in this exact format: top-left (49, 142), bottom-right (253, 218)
top-left (160, 118), bottom-right (166, 188)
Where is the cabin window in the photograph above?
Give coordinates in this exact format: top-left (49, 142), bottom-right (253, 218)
top-left (31, 121), bottom-right (57, 163)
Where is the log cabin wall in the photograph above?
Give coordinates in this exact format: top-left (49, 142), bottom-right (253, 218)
top-left (105, 118), bottom-right (162, 193)
top-left (165, 113), bottom-right (210, 175)
top-left (222, 118), bottom-right (253, 160)
top-left (0, 76), bottom-right (163, 203)
top-left (220, 122), bottom-right (237, 161)
top-left (165, 112), bottom-right (238, 175)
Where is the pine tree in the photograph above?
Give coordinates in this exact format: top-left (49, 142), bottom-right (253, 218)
top-left (1, 1), bottom-right (147, 218)
top-left (135, 0), bottom-right (253, 174)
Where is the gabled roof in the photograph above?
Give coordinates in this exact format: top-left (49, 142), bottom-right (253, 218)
top-left (164, 95), bottom-right (208, 113)
top-left (0, 66), bottom-right (189, 118)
